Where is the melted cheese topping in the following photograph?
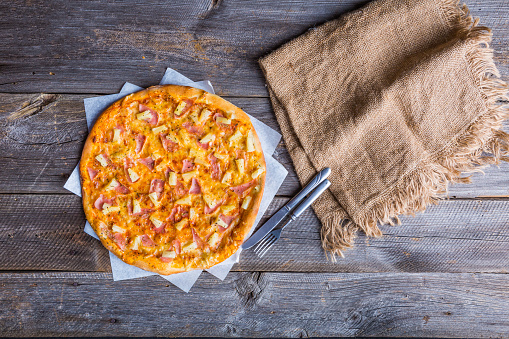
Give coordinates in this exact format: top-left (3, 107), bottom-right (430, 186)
top-left (81, 87), bottom-right (265, 273)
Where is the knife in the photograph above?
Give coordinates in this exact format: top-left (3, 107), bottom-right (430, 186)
top-left (242, 167), bottom-right (331, 249)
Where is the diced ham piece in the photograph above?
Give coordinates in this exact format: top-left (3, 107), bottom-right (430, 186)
top-left (191, 228), bottom-right (205, 249)
top-left (94, 194), bottom-right (116, 210)
top-left (182, 122), bottom-right (204, 136)
top-left (235, 149), bottom-right (246, 161)
top-left (115, 124), bottom-right (125, 133)
top-left (167, 206), bottom-right (178, 223)
top-left (149, 178), bottom-right (165, 199)
top-left (204, 200), bottom-right (223, 215)
top-left (135, 134), bottom-right (146, 153)
top-left (230, 179), bottom-right (257, 196)
top-left (173, 239), bottom-right (181, 254)
top-left (166, 205), bottom-right (189, 223)
top-left (127, 199), bottom-right (133, 215)
top-left (141, 234), bottom-right (156, 247)
top-left (208, 153), bottom-right (221, 180)
top-left (160, 256), bottom-right (172, 263)
top-left (174, 180), bottom-right (188, 198)
top-left (160, 133), bottom-right (178, 152)
top-left (138, 157), bottom-right (154, 170)
top-left (124, 157), bottom-right (134, 183)
top-left (113, 233), bottom-right (127, 251)
top-left (164, 167), bottom-right (173, 180)
top-left (138, 104), bottom-right (158, 126)
top-left (181, 159), bottom-right (194, 173)
top-left (189, 178), bottom-right (202, 194)
top-left (115, 182), bottom-right (130, 194)
top-left (151, 222), bottom-right (166, 234)
top-left (87, 167), bottom-right (99, 180)
top-left (197, 141), bottom-right (209, 150)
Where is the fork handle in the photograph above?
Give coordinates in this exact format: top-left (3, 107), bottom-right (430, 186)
top-left (290, 179), bottom-right (331, 219)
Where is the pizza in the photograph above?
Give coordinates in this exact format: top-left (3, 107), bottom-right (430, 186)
top-left (79, 85), bottom-right (266, 275)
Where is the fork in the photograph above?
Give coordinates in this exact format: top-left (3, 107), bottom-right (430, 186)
top-left (254, 179), bottom-right (331, 257)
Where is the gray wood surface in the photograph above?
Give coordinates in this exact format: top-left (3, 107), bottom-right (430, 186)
top-left (2, 194), bottom-right (508, 274)
top-left (0, 0), bottom-right (507, 96)
top-left (1, 0), bottom-right (509, 336)
top-left (1, 271), bottom-right (509, 337)
top-left (1, 93), bottom-right (508, 197)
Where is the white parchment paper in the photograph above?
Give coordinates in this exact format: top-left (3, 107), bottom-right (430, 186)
top-left (64, 68), bottom-right (288, 292)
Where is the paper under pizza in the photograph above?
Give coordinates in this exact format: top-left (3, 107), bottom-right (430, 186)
top-left (80, 85), bottom-right (266, 275)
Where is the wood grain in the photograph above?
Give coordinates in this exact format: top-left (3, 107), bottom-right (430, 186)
top-left (1, 271), bottom-right (508, 337)
top-left (0, 0), bottom-right (507, 96)
top-left (1, 93), bottom-right (508, 197)
top-left (2, 194), bottom-right (508, 273)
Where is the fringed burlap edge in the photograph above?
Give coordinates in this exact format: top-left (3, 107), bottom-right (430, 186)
top-left (322, 0), bottom-right (509, 258)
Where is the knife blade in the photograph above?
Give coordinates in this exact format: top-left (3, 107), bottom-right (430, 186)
top-left (242, 167), bottom-right (331, 249)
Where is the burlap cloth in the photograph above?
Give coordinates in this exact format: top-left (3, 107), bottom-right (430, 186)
top-left (259, 0), bottom-right (509, 258)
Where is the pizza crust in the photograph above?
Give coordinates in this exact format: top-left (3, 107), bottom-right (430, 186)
top-left (80, 85), bottom-right (266, 275)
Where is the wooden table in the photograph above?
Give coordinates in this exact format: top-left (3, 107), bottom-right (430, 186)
top-left (1, 0), bottom-right (508, 336)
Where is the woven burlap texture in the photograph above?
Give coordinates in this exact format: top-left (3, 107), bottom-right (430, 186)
top-left (259, 0), bottom-right (509, 258)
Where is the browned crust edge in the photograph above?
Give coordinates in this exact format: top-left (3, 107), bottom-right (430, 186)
top-left (80, 85), bottom-right (266, 275)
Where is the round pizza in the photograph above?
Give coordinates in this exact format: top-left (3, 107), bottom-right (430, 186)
top-left (80, 85), bottom-right (266, 275)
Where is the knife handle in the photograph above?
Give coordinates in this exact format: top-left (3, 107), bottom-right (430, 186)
top-left (286, 168), bottom-right (331, 211)
top-left (290, 179), bottom-right (331, 219)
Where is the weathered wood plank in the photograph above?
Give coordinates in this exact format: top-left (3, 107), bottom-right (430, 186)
top-left (1, 194), bottom-right (508, 273)
top-left (0, 0), bottom-right (507, 95)
top-left (1, 271), bottom-right (509, 337)
top-left (1, 93), bottom-right (508, 197)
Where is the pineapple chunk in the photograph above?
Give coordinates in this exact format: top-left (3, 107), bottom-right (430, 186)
top-left (112, 225), bottom-right (126, 233)
top-left (166, 132), bottom-right (179, 144)
top-left (214, 217), bottom-right (229, 229)
top-left (189, 147), bottom-right (205, 158)
top-left (175, 195), bottom-right (192, 205)
top-left (246, 130), bottom-right (256, 152)
top-left (202, 194), bottom-right (218, 209)
top-left (174, 219), bottom-right (188, 231)
top-left (229, 130), bottom-right (243, 146)
top-left (105, 178), bottom-right (119, 191)
top-left (216, 116), bottom-right (231, 125)
top-left (189, 109), bottom-right (200, 124)
top-left (253, 184), bottom-right (261, 193)
top-left (208, 232), bottom-right (221, 247)
top-left (127, 168), bottom-right (140, 182)
top-left (152, 125), bottom-right (167, 134)
top-left (221, 204), bottom-right (236, 215)
top-left (198, 108), bottom-right (212, 123)
top-left (149, 216), bottom-right (164, 228)
top-left (182, 170), bottom-right (198, 182)
top-left (95, 154), bottom-right (108, 167)
top-left (136, 110), bottom-right (152, 121)
top-left (236, 159), bottom-right (245, 175)
top-left (148, 192), bottom-right (160, 207)
top-left (213, 152), bottom-right (228, 161)
top-left (103, 205), bottom-right (120, 215)
top-left (194, 156), bottom-right (209, 167)
top-left (131, 236), bottom-right (142, 251)
top-left (152, 152), bottom-right (163, 160)
top-left (161, 250), bottom-right (176, 259)
top-left (228, 110), bottom-right (237, 120)
top-left (182, 241), bottom-right (198, 253)
top-left (199, 133), bottom-right (216, 144)
top-left (252, 168), bottom-right (265, 179)
top-left (242, 196), bottom-right (252, 210)
top-left (132, 199), bottom-right (142, 214)
top-left (112, 128), bottom-right (121, 143)
top-left (189, 208), bottom-right (197, 220)
top-left (221, 171), bottom-right (232, 184)
top-left (168, 171), bottom-right (177, 186)
top-left (174, 101), bottom-right (188, 116)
